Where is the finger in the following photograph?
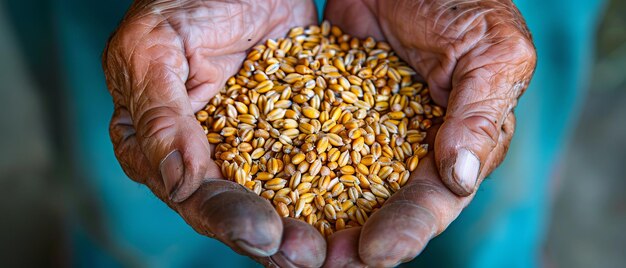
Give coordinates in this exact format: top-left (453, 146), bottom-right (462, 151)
top-left (105, 21), bottom-right (212, 202)
top-left (177, 179), bottom-right (284, 257)
top-left (109, 106), bottom-right (153, 185)
top-left (324, 227), bottom-right (366, 268)
top-left (323, 0), bottom-right (384, 40)
top-left (359, 154), bottom-right (466, 267)
top-left (346, 0), bottom-right (536, 196)
top-left (359, 116), bottom-right (516, 266)
top-left (270, 218), bottom-right (326, 268)
top-left (110, 115), bottom-right (287, 262)
top-left (433, 30), bottom-right (536, 196)
top-left (135, 58), bottom-right (211, 203)
top-left (182, 0), bottom-right (318, 111)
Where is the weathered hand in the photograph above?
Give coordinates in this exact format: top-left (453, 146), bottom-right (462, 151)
top-left (103, 0), bottom-right (325, 266)
top-left (324, 0), bottom-right (536, 266)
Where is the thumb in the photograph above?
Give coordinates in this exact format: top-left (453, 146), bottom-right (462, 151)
top-left (435, 37), bottom-right (536, 196)
top-left (128, 46), bottom-right (216, 203)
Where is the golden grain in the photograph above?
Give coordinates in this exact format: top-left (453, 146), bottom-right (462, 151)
top-left (196, 21), bottom-right (441, 237)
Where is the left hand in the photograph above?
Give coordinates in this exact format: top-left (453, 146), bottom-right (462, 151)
top-left (323, 0), bottom-right (536, 266)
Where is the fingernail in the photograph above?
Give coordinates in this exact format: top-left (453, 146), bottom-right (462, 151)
top-left (453, 148), bottom-right (480, 193)
top-left (235, 239), bottom-right (276, 257)
top-left (160, 150), bottom-right (184, 200)
top-left (270, 251), bottom-right (297, 268)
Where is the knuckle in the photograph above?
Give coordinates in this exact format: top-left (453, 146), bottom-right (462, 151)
top-left (103, 20), bottom-right (151, 100)
top-left (109, 109), bottom-right (149, 184)
top-left (463, 115), bottom-right (500, 147)
top-left (135, 105), bottom-right (180, 140)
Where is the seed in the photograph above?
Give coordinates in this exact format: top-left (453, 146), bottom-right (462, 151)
top-left (279, 134), bottom-right (292, 145)
top-left (327, 133), bottom-right (344, 146)
top-left (220, 151), bottom-right (236, 161)
top-left (206, 133), bottom-right (223, 144)
top-left (296, 182), bottom-right (312, 194)
top-left (221, 127), bottom-right (237, 137)
top-left (317, 137), bottom-right (329, 154)
top-left (361, 155), bottom-right (375, 166)
top-left (268, 158), bottom-right (282, 175)
top-left (266, 178), bottom-right (287, 191)
top-left (289, 171), bottom-right (302, 188)
top-left (251, 148), bottom-right (265, 159)
top-left (378, 166), bottom-right (394, 179)
top-left (306, 150), bottom-right (317, 163)
top-left (256, 172), bottom-right (273, 181)
top-left (266, 108), bottom-right (286, 121)
top-left (309, 159), bottom-right (322, 176)
top-left (341, 91), bottom-right (358, 104)
top-left (196, 110), bottom-right (209, 122)
top-left (338, 150), bottom-right (350, 167)
top-left (302, 107), bottom-right (320, 119)
top-left (265, 63), bottom-right (280, 75)
top-left (276, 202), bottom-right (289, 217)
top-left (340, 165), bottom-right (355, 175)
top-left (399, 170), bottom-right (410, 186)
top-left (370, 184), bottom-right (390, 198)
top-left (336, 218), bottom-right (345, 230)
top-left (235, 169), bottom-right (247, 185)
top-left (406, 155), bottom-right (419, 171)
top-left (261, 189), bottom-right (275, 200)
top-left (255, 80), bottom-right (274, 93)
top-left (331, 182), bottom-right (344, 197)
top-left (356, 163), bottom-right (369, 175)
top-left (274, 195), bottom-right (291, 206)
top-left (341, 200), bottom-right (354, 212)
top-left (352, 137), bottom-right (365, 151)
top-left (197, 21), bottom-right (441, 236)
top-left (295, 199), bottom-right (306, 217)
top-left (339, 175), bottom-right (358, 185)
top-left (292, 153), bottom-right (306, 164)
top-left (324, 204), bottom-right (337, 220)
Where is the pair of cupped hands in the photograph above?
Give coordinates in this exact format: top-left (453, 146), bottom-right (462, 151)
top-left (103, 0), bottom-right (536, 266)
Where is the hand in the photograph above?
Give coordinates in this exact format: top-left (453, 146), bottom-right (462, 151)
top-left (324, 0), bottom-right (536, 266)
top-left (103, 0), bottom-right (325, 266)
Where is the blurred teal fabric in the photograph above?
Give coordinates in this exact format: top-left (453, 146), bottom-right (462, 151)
top-left (5, 0), bottom-right (605, 266)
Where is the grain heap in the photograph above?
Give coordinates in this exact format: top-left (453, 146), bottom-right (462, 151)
top-left (195, 21), bottom-right (443, 237)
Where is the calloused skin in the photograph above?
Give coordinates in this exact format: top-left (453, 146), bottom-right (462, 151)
top-left (104, 0), bottom-right (324, 266)
top-left (322, 0), bottom-right (535, 266)
top-left (103, 0), bottom-right (536, 267)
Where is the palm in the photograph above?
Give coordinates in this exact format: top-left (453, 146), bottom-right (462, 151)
top-left (127, 1), bottom-right (318, 111)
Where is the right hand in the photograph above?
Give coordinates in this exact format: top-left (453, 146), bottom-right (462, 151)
top-left (102, 1), bottom-right (325, 266)
top-left (322, 0), bottom-right (536, 266)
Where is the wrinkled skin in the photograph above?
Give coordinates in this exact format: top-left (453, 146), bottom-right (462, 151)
top-left (103, 0), bottom-right (536, 267)
top-left (103, 0), bottom-right (325, 267)
top-left (323, 0), bottom-right (535, 266)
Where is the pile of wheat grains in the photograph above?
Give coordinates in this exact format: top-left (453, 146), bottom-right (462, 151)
top-left (195, 21), bottom-right (442, 237)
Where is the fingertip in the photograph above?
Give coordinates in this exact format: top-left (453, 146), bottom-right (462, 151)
top-left (170, 127), bottom-right (218, 202)
top-left (453, 148), bottom-right (480, 193)
top-left (198, 182), bottom-right (283, 256)
top-left (324, 227), bottom-right (365, 268)
top-left (359, 203), bottom-right (436, 266)
top-left (435, 115), bottom-right (497, 196)
top-left (235, 239), bottom-right (277, 257)
top-left (160, 149), bottom-right (185, 200)
top-left (437, 149), bottom-right (478, 197)
top-left (166, 149), bottom-right (215, 203)
top-left (272, 218), bottom-right (326, 268)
